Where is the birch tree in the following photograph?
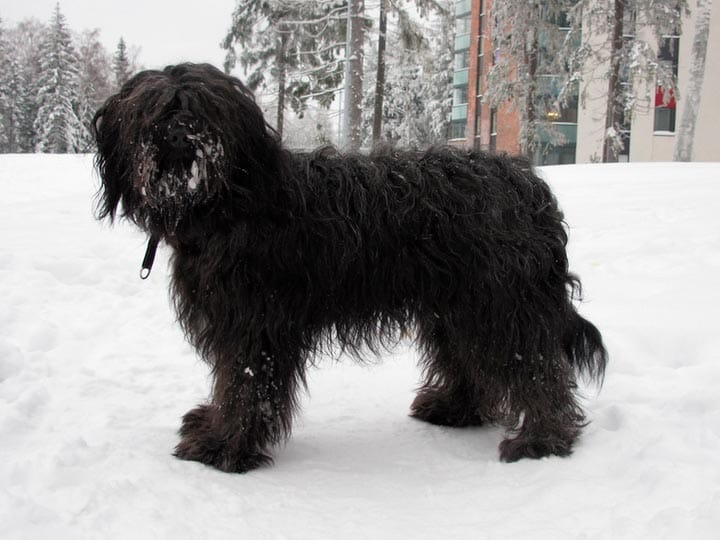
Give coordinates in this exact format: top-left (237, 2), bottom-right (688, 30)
top-left (674, 0), bottom-right (712, 161)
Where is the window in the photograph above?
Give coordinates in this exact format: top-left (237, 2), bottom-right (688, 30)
top-left (455, 16), bottom-right (471, 35)
top-left (454, 49), bottom-right (470, 70)
top-left (455, 0), bottom-right (471, 17)
top-left (489, 108), bottom-right (497, 151)
top-left (654, 105), bottom-right (676, 132)
top-left (453, 86), bottom-right (468, 105)
top-left (450, 120), bottom-right (466, 139)
top-left (654, 36), bottom-right (679, 132)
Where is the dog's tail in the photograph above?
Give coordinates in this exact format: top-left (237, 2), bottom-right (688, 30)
top-left (564, 310), bottom-right (608, 386)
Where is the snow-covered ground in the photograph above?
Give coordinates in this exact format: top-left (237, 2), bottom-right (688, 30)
top-left (1, 154), bottom-right (719, 539)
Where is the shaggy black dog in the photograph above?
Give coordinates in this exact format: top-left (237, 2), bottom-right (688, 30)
top-left (93, 62), bottom-right (607, 473)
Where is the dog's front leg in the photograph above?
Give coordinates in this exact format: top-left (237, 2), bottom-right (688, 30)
top-left (174, 330), bottom-right (303, 473)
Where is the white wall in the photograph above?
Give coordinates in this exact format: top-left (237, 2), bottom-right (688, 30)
top-left (692, 0), bottom-right (720, 161)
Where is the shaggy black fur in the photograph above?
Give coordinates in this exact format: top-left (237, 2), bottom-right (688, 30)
top-left (93, 62), bottom-right (607, 473)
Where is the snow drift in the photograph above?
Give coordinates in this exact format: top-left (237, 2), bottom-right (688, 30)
top-left (1, 155), bottom-right (718, 539)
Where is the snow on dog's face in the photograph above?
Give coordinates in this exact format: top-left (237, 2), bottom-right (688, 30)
top-left (93, 64), bottom-right (240, 236)
top-left (131, 114), bottom-right (227, 231)
top-left (94, 62), bottom-right (286, 238)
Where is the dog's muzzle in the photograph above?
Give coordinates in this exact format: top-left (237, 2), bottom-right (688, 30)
top-left (167, 126), bottom-right (192, 153)
top-left (132, 129), bottom-right (226, 232)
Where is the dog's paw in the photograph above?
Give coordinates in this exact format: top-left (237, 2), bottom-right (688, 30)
top-left (174, 405), bottom-right (272, 473)
top-left (498, 434), bottom-right (574, 462)
top-left (409, 388), bottom-right (486, 427)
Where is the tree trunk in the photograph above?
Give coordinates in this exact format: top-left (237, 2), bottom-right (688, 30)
top-left (372, 0), bottom-right (387, 146)
top-left (523, 27), bottom-right (539, 158)
top-left (276, 31), bottom-right (288, 138)
top-left (603, 0), bottom-right (625, 163)
top-left (674, 0), bottom-right (712, 161)
top-left (342, 0), bottom-right (365, 151)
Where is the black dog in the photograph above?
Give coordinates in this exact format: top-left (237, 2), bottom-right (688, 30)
top-left (93, 63), bottom-right (607, 473)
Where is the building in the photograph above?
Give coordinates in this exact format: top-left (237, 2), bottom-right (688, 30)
top-left (450, 0), bottom-right (720, 163)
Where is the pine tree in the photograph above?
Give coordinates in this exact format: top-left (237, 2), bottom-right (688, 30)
top-left (362, 2), bottom-right (452, 147)
top-left (0, 18), bottom-right (11, 151)
top-left (0, 18), bottom-right (28, 153)
top-left (34, 3), bottom-right (83, 153)
top-left (9, 19), bottom-right (46, 152)
top-left (112, 37), bottom-right (131, 89)
top-left (0, 47), bottom-right (27, 154)
top-left (370, 0), bottom-right (449, 146)
top-left (422, 3), bottom-right (454, 143)
top-left (223, 0), bottom-right (347, 138)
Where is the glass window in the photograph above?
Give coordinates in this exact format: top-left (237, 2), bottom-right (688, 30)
top-left (453, 69), bottom-right (469, 86)
top-left (455, 16), bottom-right (471, 35)
top-left (454, 49), bottom-right (470, 70)
top-left (455, 0), bottom-right (471, 17)
top-left (453, 86), bottom-right (468, 105)
top-left (654, 36), bottom-right (679, 132)
top-left (654, 107), bottom-right (676, 132)
top-left (489, 108), bottom-right (497, 151)
top-left (452, 104), bottom-right (468, 121)
top-left (450, 120), bottom-right (466, 139)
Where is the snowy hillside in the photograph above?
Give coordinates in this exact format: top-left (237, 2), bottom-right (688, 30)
top-left (1, 155), bottom-right (719, 539)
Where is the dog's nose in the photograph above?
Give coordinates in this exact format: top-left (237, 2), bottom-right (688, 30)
top-left (167, 128), bottom-right (190, 151)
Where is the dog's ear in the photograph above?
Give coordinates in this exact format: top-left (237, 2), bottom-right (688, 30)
top-left (92, 95), bottom-right (129, 222)
top-left (93, 112), bottom-right (104, 138)
top-left (92, 104), bottom-right (110, 147)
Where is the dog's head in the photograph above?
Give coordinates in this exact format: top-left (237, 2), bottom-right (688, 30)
top-left (93, 63), bottom-right (283, 237)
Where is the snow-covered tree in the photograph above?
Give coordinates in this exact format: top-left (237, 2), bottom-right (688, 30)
top-left (369, 0), bottom-right (449, 146)
top-left (5, 19), bottom-right (45, 152)
top-left (1, 14), bottom-right (115, 153)
top-left (223, 0), bottom-right (347, 138)
top-left (76, 29), bottom-right (112, 151)
top-left (342, 0), bottom-right (365, 150)
top-left (422, 4), bottom-right (454, 143)
top-left (566, 0), bottom-right (688, 162)
top-left (112, 37), bottom-right (131, 89)
top-left (362, 2), bottom-right (452, 147)
top-left (0, 44), bottom-right (27, 153)
top-left (33, 3), bottom-right (83, 153)
top-left (674, 0), bottom-right (711, 161)
top-left (0, 18), bottom-right (12, 151)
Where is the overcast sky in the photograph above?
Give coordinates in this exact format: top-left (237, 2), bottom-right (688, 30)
top-left (1, 0), bottom-right (236, 70)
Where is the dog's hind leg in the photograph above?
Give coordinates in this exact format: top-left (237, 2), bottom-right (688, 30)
top-left (494, 290), bottom-right (588, 462)
top-left (410, 321), bottom-right (499, 428)
top-left (174, 330), bottom-right (304, 473)
top-left (497, 357), bottom-right (586, 462)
